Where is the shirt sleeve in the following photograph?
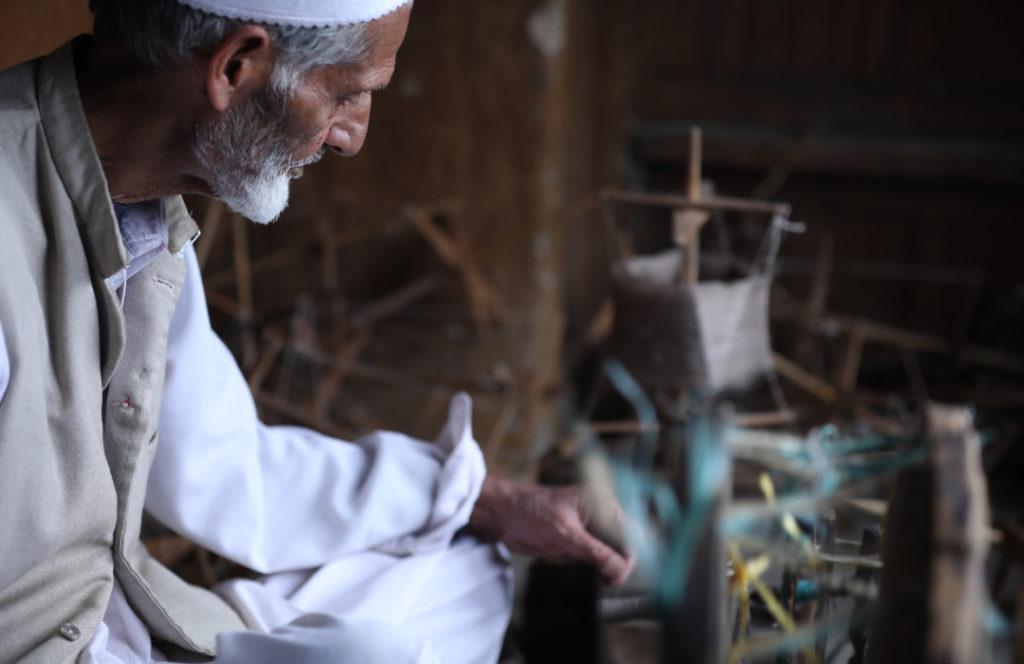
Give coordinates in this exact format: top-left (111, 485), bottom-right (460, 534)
top-left (144, 246), bottom-right (486, 574)
top-left (0, 320), bottom-right (8, 404)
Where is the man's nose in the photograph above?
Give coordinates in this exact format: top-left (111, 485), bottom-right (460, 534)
top-left (325, 125), bottom-right (367, 157)
top-left (325, 102), bottom-right (371, 157)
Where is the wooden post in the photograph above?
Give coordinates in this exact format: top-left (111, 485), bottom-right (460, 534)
top-left (1015, 581), bottom-right (1024, 664)
top-left (837, 323), bottom-right (867, 394)
top-left (662, 418), bottom-right (729, 664)
top-left (196, 200), bottom-right (225, 271)
top-left (687, 127), bottom-right (703, 201)
top-left (673, 127), bottom-right (710, 285)
top-left (247, 329), bottom-right (286, 393)
top-left (925, 405), bottom-right (990, 664)
top-left (231, 216), bottom-right (258, 370)
top-left (520, 0), bottom-right (573, 474)
top-left (849, 526), bottom-right (882, 664)
top-left (868, 404), bottom-right (990, 664)
top-left (773, 352), bottom-right (839, 404)
top-left (312, 332), bottom-right (369, 424)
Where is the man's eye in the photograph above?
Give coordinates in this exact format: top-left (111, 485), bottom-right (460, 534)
top-left (337, 91), bottom-right (376, 107)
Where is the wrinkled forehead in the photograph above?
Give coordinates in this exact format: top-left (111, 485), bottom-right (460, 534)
top-left (308, 4), bottom-right (411, 90)
top-left (361, 3), bottom-right (413, 65)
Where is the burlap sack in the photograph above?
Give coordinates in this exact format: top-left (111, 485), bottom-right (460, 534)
top-left (610, 249), bottom-right (774, 395)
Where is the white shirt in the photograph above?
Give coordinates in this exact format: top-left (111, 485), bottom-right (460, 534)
top-left (0, 323), bottom-right (8, 405)
top-left (0, 202), bottom-right (488, 657)
top-left (150, 243), bottom-right (484, 572)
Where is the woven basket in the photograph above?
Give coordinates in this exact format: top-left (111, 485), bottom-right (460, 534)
top-left (610, 249), bottom-right (774, 396)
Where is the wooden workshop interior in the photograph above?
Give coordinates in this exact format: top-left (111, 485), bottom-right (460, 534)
top-left (3, 1), bottom-right (1023, 662)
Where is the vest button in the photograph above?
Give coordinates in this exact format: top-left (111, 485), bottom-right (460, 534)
top-left (59, 622), bottom-right (81, 642)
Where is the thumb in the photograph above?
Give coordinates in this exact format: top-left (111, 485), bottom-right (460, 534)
top-left (573, 531), bottom-right (634, 585)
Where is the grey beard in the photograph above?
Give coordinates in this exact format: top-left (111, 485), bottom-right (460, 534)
top-left (194, 85), bottom-right (297, 225)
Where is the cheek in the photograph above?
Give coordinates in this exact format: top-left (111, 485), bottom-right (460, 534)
top-left (287, 112), bottom-right (333, 157)
top-left (287, 95), bottom-right (370, 157)
top-left (285, 92), bottom-right (335, 151)
top-left (284, 133), bottom-right (322, 164)
top-left (298, 128), bottom-right (330, 153)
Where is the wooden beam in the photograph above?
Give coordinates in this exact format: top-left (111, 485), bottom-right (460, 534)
top-left (824, 315), bottom-right (1024, 376)
top-left (772, 352), bottom-right (839, 404)
top-left (247, 329), bottom-right (285, 393)
top-left (687, 126), bottom-right (702, 199)
top-left (602, 189), bottom-right (789, 216)
top-left (634, 122), bottom-right (1024, 189)
top-left (347, 274), bottom-right (444, 330)
top-left (837, 322), bottom-right (867, 393)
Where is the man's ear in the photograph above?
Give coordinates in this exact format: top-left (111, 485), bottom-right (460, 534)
top-left (206, 25), bottom-right (275, 112)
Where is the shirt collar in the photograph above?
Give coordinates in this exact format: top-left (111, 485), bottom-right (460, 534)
top-left (113, 200), bottom-right (167, 260)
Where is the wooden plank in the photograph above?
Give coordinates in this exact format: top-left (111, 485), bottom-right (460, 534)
top-left (231, 216), bottom-right (257, 369)
top-left (203, 288), bottom-right (245, 319)
top-left (347, 274), bottom-right (444, 330)
top-left (868, 404), bottom-right (991, 664)
top-left (823, 315), bottom-right (1024, 376)
top-left (254, 391), bottom-right (352, 440)
top-left (633, 123), bottom-right (1024, 189)
top-left (837, 323), bottom-right (867, 393)
top-left (312, 333), bottom-right (370, 422)
top-left (925, 405), bottom-right (990, 664)
top-left (484, 397), bottom-right (520, 465)
top-left (868, 452), bottom-right (930, 663)
top-left (402, 206), bottom-right (506, 335)
top-left (196, 201), bottom-right (225, 271)
top-left (687, 126), bottom-right (703, 199)
top-left (772, 352), bottom-right (839, 403)
top-left (246, 329), bottom-right (285, 393)
top-left (673, 208), bottom-right (711, 285)
top-left (203, 222), bottom-right (386, 290)
top-left (602, 189), bottom-right (788, 216)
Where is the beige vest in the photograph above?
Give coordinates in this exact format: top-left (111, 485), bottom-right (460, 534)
top-left (0, 40), bottom-right (245, 663)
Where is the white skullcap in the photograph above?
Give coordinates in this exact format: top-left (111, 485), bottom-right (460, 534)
top-left (175, 0), bottom-right (411, 27)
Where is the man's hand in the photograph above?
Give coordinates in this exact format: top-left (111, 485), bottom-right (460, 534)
top-left (469, 476), bottom-right (634, 585)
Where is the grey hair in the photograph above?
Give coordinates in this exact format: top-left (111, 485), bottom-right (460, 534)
top-left (89, 0), bottom-right (369, 96)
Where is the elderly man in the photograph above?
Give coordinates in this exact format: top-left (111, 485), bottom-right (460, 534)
top-left (0, 0), bottom-right (632, 662)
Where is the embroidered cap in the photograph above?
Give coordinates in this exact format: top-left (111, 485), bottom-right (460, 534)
top-left (174, 0), bottom-right (411, 27)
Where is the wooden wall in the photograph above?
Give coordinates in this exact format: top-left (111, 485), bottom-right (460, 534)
top-left (0, 1), bottom-right (91, 69)
top-left (562, 0), bottom-right (1024, 356)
